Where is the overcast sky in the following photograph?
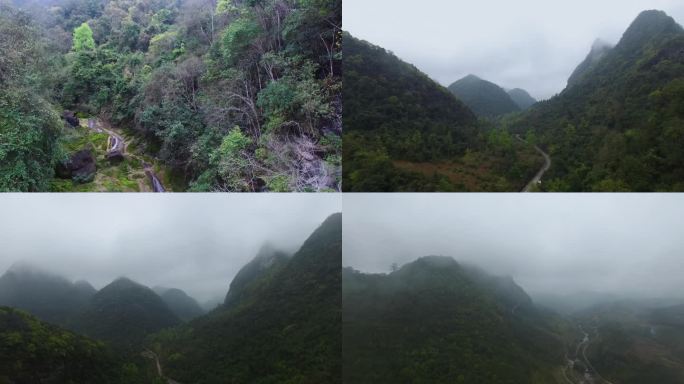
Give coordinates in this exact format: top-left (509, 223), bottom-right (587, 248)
top-left (343, 194), bottom-right (684, 298)
top-left (0, 194), bottom-right (340, 303)
top-left (344, 0), bottom-right (684, 99)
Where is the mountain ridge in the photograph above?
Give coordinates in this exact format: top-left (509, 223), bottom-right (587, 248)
top-left (448, 74), bottom-right (521, 117)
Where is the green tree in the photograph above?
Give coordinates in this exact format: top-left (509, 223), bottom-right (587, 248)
top-left (72, 22), bottom-right (95, 51)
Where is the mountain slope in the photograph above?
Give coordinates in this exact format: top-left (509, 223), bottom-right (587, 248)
top-left (343, 256), bottom-right (565, 384)
top-left (509, 10), bottom-right (684, 191)
top-left (343, 34), bottom-right (543, 192)
top-left (448, 75), bottom-right (521, 117)
top-left (155, 287), bottom-right (205, 322)
top-left (73, 277), bottom-right (180, 348)
top-left (0, 263), bottom-right (96, 326)
top-left (567, 39), bottom-right (613, 87)
top-left (223, 243), bottom-right (289, 307)
top-left (0, 306), bottom-right (150, 383)
top-left (507, 88), bottom-right (537, 110)
top-left (343, 33), bottom-right (481, 191)
top-left (153, 213), bottom-right (342, 384)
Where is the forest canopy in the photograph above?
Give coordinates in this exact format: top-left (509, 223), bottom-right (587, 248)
top-left (0, 0), bottom-right (341, 191)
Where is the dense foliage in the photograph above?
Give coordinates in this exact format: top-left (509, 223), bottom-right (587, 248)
top-left (153, 213), bottom-right (342, 384)
top-left (448, 74), bottom-right (521, 117)
top-left (507, 10), bottom-right (684, 191)
top-left (0, 5), bottom-right (64, 191)
top-left (343, 256), bottom-right (565, 384)
top-left (343, 34), bottom-right (542, 191)
top-left (0, 307), bottom-right (161, 384)
top-left (1, 0), bottom-right (341, 191)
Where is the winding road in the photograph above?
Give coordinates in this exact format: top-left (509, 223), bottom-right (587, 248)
top-left (562, 325), bottom-right (615, 384)
top-left (515, 134), bottom-right (552, 192)
top-left (85, 118), bottom-right (167, 192)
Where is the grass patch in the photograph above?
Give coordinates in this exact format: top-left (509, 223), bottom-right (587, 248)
top-left (50, 179), bottom-right (98, 192)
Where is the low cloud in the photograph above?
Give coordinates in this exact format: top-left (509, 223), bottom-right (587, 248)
top-left (343, 194), bottom-right (684, 298)
top-left (0, 194), bottom-right (340, 302)
top-left (344, 0), bottom-right (684, 99)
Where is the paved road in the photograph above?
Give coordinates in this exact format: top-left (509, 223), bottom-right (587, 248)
top-left (515, 135), bottom-right (552, 192)
top-left (574, 325), bottom-right (615, 384)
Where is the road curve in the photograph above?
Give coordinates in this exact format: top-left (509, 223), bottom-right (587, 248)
top-left (515, 135), bottom-right (551, 192)
top-left (575, 325), bottom-right (616, 384)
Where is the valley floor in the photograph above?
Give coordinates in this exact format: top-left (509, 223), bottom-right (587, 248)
top-left (393, 141), bottom-right (545, 192)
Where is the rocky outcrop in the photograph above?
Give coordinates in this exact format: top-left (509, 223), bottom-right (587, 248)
top-left (62, 110), bottom-right (79, 127)
top-left (55, 149), bottom-right (96, 183)
top-left (106, 150), bottom-right (124, 164)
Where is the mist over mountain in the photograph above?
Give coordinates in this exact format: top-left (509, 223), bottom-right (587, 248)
top-left (0, 195), bottom-right (340, 383)
top-left (223, 243), bottom-right (290, 307)
top-left (72, 277), bottom-right (181, 348)
top-left (448, 75), bottom-right (521, 117)
top-left (152, 213), bottom-right (342, 383)
top-left (154, 287), bottom-right (205, 322)
top-left (343, 193), bottom-right (684, 382)
top-left (507, 88), bottom-right (537, 110)
top-left (566, 39), bottom-right (614, 87)
top-left (343, 255), bottom-right (564, 383)
top-left (0, 263), bottom-right (95, 326)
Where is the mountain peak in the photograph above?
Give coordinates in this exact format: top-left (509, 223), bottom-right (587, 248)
top-left (619, 10), bottom-right (683, 50)
top-left (507, 88), bottom-right (537, 110)
top-left (448, 75), bottom-right (521, 117)
top-left (107, 276), bottom-right (143, 290)
top-left (632, 9), bottom-right (676, 28)
top-left (8, 261), bottom-right (46, 275)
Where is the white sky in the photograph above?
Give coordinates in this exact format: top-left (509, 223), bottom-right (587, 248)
top-left (0, 194), bottom-right (340, 302)
top-left (344, 0), bottom-right (684, 99)
top-left (343, 194), bottom-right (684, 298)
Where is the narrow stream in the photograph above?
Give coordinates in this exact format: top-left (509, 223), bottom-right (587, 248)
top-left (86, 117), bottom-right (167, 192)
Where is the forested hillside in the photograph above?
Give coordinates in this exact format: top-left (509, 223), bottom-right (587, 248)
top-left (72, 277), bottom-right (181, 349)
top-left (0, 307), bottom-right (161, 383)
top-left (507, 10), bottom-right (684, 191)
top-left (343, 34), bottom-right (544, 192)
top-left (0, 214), bottom-right (341, 382)
top-left (152, 213), bottom-right (342, 384)
top-left (0, 0), bottom-right (341, 191)
top-left (343, 256), bottom-right (567, 384)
